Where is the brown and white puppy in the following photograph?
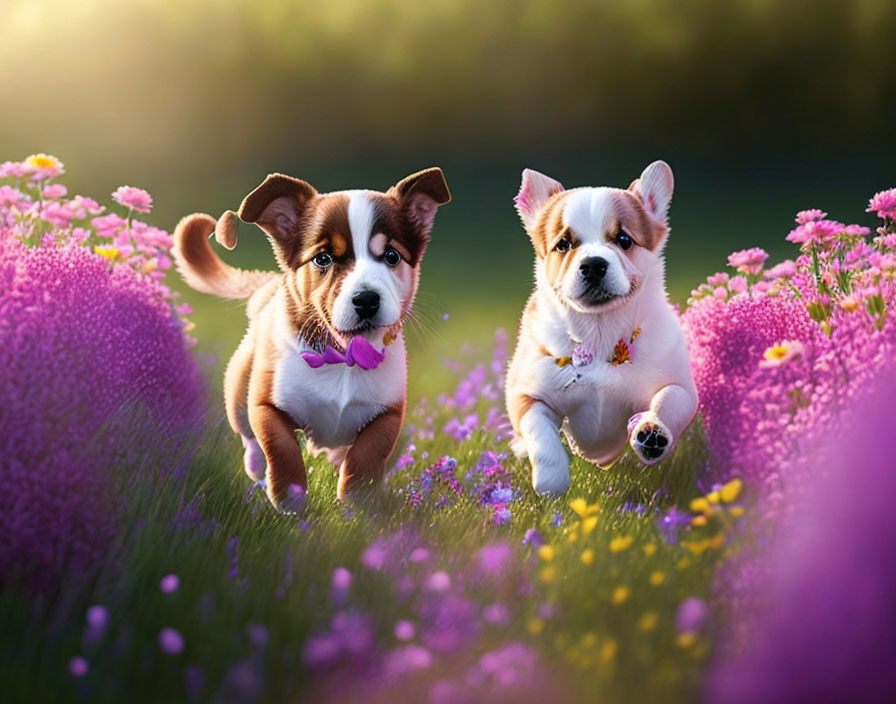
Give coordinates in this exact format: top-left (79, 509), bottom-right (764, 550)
top-left (506, 161), bottom-right (697, 496)
top-left (172, 169), bottom-right (450, 510)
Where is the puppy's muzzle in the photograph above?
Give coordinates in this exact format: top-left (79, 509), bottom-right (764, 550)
top-left (352, 290), bottom-right (380, 320)
top-left (579, 256), bottom-right (609, 287)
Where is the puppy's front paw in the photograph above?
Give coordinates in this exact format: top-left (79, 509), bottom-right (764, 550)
top-left (628, 413), bottom-right (673, 466)
top-left (268, 483), bottom-right (307, 515)
top-left (531, 451), bottom-right (571, 496)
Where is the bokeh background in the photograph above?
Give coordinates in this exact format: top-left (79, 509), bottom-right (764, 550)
top-left (4, 0), bottom-right (895, 393)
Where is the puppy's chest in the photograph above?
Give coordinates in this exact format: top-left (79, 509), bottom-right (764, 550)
top-left (272, 336), bottom-right (406, 448)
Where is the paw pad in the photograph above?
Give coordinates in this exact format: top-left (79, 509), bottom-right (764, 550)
top-left (630, 419), bottom-right (672, 464)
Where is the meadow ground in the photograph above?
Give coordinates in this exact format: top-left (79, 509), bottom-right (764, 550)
top-left (1, 321), bottom-right (729, 704)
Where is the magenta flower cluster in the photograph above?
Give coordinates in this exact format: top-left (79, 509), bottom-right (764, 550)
top-left (0, 155), bottom-right (205, 588)
top-left (682, 193), bottom-right (896, 522)
top-left (301, 526), bottom-right (555, 701)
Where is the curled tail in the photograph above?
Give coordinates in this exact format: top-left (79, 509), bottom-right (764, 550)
top-left (172, 213), bottom-right (278, 299)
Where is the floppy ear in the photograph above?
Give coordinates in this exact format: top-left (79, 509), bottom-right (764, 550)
top-left (214, 210), bottom-right (240, 250)
top-left (391, 167), bottom-right (451, 236)
top-left (237, 173), bottom-right (317, 242)
top-left (629, 161), bottom-right (673, 223)
top-left (514, 169), bottom-right (565, 231)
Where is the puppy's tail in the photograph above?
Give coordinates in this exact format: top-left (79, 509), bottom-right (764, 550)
top-left (172, 212), bottom-right (277, 299)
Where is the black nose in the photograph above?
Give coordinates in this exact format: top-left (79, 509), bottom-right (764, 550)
top-left (579, 256), bottom-right (609, 285)
top-left (352, 290), bottom-right (380, 319)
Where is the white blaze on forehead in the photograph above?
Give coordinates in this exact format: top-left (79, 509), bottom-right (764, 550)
top-left (563, 188), bottom-right (615, 240)
top-left (346, 190), bottom-right (376, 261)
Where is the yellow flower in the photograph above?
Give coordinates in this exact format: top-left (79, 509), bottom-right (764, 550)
top-left (642, 543), bottom-right (657, 557)
top-left (25, 153), bottom-right (64, 175)
top-left (689, 497), bottom-right (710, 514)
top-left (580, 548), bottom-right (594, 565)
top-left (539, 566), bottom-right (556, 583)
top-left (599, 639), bottom-right (617, 663)
top-left (720, 478), bottom-right (743, 504)
top-left (581, 632), bottom-right (597, 648)
top-left (94, 245), bottom-right (120, 261)
top-left (581, 515), bottom-right (598, 535)
top-left (676, 632), bottom-right (697, 648)
top-left (537, 545), bottom-right (555, 561)
top-left (638, 611), bottom-right (658, 632)
top-left (609, 535), bottom-right (633, 553)
top-left (526, 617), bottom-right (545, 634)
top-left (649, 571), bottom-right (665, 586)
top-left (611, 586), bottom-right (629, 604)
top-left (691, 515), bottom-right (707, 528)
top-left (570, 498), bottom-right (599, 518)
top-left (706, 491), bottom-right (720, 504)
top-left (730, 506), bottom-right (745, 517)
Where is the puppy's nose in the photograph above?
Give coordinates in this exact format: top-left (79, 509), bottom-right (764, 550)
top-left (352, 290), bottom-right (380, 319)
top-left (579, 256), bottom-right (609, 285)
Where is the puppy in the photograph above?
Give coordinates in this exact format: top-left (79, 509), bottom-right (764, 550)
top-left (172, 169), bottom-right (451, 510)
top-left (506, 161), bottom-right (697, 496)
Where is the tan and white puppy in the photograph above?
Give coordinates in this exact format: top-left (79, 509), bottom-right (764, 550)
top-left (506, 161), bottom-right (697, 496)
top-left (172, 168), bottom-right (450, 510)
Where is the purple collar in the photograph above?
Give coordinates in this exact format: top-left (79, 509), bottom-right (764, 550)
top-left (301, 335), bottom-right (386, 370)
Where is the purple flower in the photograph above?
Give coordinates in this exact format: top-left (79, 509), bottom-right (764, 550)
top-left (676, 598), bottom-right (708, 633)
top-left (160, 574), bottom-right (180, 593)
top-left (476, 542), bottom-right (512, 577)
top-left (158, 628), bottom-right (185, 655)
top-left (69, 656), bottom-right (88, 677)
top-left (522, 529), bottom-right (545, 548)
top-left (708, 376), bottom-right (896, 703)
top-left (393, 620), bottom-right (415, 641)
top-left (330, 567), bottom-right (352, 605)
top-left (0, 238), bottom-right (205, 588)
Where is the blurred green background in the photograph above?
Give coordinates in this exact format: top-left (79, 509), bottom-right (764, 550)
top-left (3, 0), bottom-right (894, 393)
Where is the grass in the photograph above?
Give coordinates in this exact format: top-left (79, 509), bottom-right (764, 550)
top-left (0, 332), bottom-right (731, 704)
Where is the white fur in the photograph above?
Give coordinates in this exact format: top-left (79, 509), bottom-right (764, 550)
top-left (509, 165), bottom-right (697, 493)
top-left (270, 291), bottom-right (407, 453)
top-left (332, 190), bottom-right (403, 333)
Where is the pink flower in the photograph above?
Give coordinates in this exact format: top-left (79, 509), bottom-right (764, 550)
top-left (91, 213), bottom-right (127, 237)
top-left (112, 185), bottom-right (153, 214)
top-left (795, 209), bottom-right (826, 225)
top-left (707, 272), bottom-right (730, 286)
top-left (0, 160), bottom-right (31, 179)
top-left (765, 260), bottom-right (797, 279)
top-left (867, 187), bottom-right (896, 220)
top-left (43, 184), bottom-right (67, 199)
top-left (728, 248), bottom-right (769, 275)
top-left (728, 275), bottom-right (748, 294)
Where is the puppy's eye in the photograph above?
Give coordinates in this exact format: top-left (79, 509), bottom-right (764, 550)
top-left (555, 235), bottom-right (573, 253)
top-left (383, 246), bottom-right (401, 268)
top-left (312, 251), bottom-right (333, 270)
top-left (616, 230), bottom-right (634, 251)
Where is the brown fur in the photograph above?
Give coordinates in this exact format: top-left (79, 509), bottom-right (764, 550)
top-left (172, 168), bottom-right (451, 509)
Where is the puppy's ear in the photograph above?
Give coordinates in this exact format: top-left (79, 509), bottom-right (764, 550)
top-left (514, 169), bottom-right (565, 230)
top-left (630, 161), bottom-right (673, 223)
top-left (215, 210), bottom-right (240, 250)
top-left (391, 167), bottom-right (451, 236)
top-left (238, 174), bottom-right (317, 242)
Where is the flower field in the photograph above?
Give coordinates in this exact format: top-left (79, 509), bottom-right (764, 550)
top-left (2, 156), bottom-right (895, 703)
